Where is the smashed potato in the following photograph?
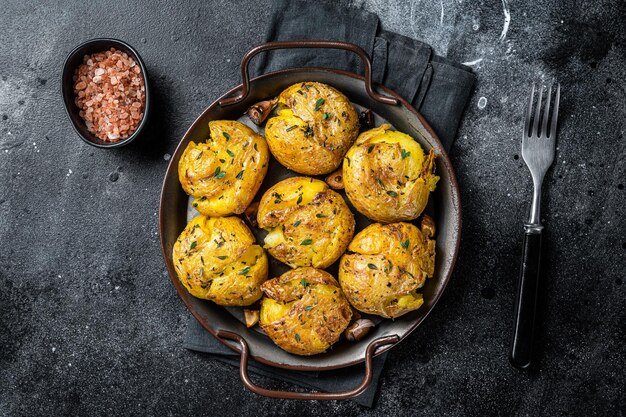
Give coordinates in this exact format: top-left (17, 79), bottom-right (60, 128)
top-left (178, 120), bottom-right (269, 217)
top-left (265, 82), bottom-right (359, 175)
top-left (338, 221), bottom-right (435, 318)
top-left (260, 268), bottom-right (352, 355)
top-left (257, 177), bottom-right (355, 269)
top-left (172, 215), bottom-right (268, 306)
top-left (343, 124), bottom-right (439, 223)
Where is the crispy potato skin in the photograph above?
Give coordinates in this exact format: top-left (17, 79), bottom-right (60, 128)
top-left (260, 268), bottom-right (352, 355)
top-left (343, 124), bottom-right (439, 223)
top-left (257, 177), bottom-right (355, 269)
top-left (339, 222), bottom-right (435, 318)
top-left (265, 82), bottom-right (359, 175)
top-left (178, 120), bottom-right (269, 217)
top-left (172, 215), bottom-right (268, 306)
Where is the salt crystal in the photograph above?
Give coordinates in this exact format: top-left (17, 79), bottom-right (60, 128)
top-left (94, 68), bottom-right (105, 76)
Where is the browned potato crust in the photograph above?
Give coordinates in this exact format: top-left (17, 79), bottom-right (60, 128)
top-left (257, 177), bottom-right (355, 269)
top-left (339, 222), bottom-right (435, 318)
top-left (172, 215), bottom-right (268, 306)
top-left (260, 268), bottom-right (352, 355)
top-left (343, 124), bottom-right (439, 223)
top-left (264, 82), bottom-right (359, 175)
top-left (178, 120), bottom-right (269, 217)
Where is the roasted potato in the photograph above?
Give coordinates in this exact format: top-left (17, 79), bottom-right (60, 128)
top-left (178, 120), bottom-right (269, 217)
top-left (260, 267), bottom-right (352, 355)
top-left (257, 177), bottom-right (355, 269)
top-left (338, 221), bottom-right (436, 318)
top-left (343, 124), bottom-right (439, 223)
top-left (172, 215), bottom-right (268, 306)
top-left (264, 82), bottom-right (359, 175)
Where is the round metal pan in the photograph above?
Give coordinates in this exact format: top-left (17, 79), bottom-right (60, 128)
top-left (159, 41), bottom-right (461, 399)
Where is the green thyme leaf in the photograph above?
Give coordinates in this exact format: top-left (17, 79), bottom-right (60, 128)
top-left (387, 190), bottom-right (398, 197)
top-left (322, 112), bottom-right (331, 120)
top-left (293, 219), bottom-right (301, 227)
top-left (235, 170), bottom-right (244, 180)
top-left (401, 239), bottom-right (410, 249)
top-left (296, 194), bottom-right (303, 205)
top-left (238, 266), bottom-right (251, 275)
top-left (367, 144), bottom-right (375, 153)
top-left (367, 263), bottom-right (378, 270)
top-left (295, 333), bottom-right (301, 342)
top-left (301, 239), bottom-right (313, 246)
top-left (214, 166), bottom-right (226, 179)
top-left (190, 241), bottom-right (197, 249)
top-left (226, 149), bottom-right (234, 157)
top-left (222, 132), bottom-right (230, 140)
top-left (401, 149), bottom-right (411, 159)
top-left (304, 306), bottom-right (314, 312)
top-left (300, 278), bottom-right (309, 288)
top-left (314, 98), bottom-right (325, 111)
top-left (316, 213), bottom-right (327, 218)
top-left (286, 125), bottom-right (298, 132)
top-left (216, 255), bottom-right (228, 260)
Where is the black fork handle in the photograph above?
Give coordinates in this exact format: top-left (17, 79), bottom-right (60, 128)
top-left (510, 229), bottom-right (542, 370)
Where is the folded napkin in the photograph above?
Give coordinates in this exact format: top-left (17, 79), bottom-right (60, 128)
top-left (184, 0), bottom-right (475, 408)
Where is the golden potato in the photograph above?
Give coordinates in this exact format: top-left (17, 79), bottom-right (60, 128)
top-left (265, 82), bottom-right (359, 175)
top-left (172, 215), bottom-right (268, 306)
top-left (260, 268), bottom-right (352, 355)
top-left (178, 120), bottom-right (269, 217)
top-left (343, 124), bottom-right (439, 223)
top-left (338, 221), bottom-right (436, 318)
top-left (257, 177), bottom-right (355, 269)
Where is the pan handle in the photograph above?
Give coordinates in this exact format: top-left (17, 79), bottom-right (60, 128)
top-left (219, 40), bottom-right (399, 107)
top-left (216, 329), bottom-right (399, 400)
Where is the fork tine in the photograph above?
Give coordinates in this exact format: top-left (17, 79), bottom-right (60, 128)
top-left (524, 83), bottom-right (536, 137)
top-left (532, 85), bottom-right (544, 137)
top-left (541, 84), bottom-right (552, 137)
top-left (549, 83), bottom-right (560, 138)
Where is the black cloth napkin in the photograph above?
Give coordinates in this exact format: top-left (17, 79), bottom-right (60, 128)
top-left (184, 0), bottom-right (475, 408)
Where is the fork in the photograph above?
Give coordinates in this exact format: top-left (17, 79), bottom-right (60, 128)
top-left (510, 83), bottom-right (560, 370)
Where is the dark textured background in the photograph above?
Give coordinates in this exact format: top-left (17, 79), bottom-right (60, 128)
top-left (1, 0), bottom-right (625, 415)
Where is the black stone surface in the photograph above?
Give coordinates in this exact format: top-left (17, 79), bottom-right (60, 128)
top-left (1, 0), bottom-right (624, 415)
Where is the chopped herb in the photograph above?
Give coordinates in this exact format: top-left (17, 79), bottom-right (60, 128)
top-left (303, 126), bottom-right (314, 137)
top-left (301, 239), bottom-right (313, 246)
top-left (295, 333), bottom-right (301, 342)
top-left (401, 149), bottom-right (411, 159)
top-left (316, 213), bottom-right (327, 218)
top-left (322, 112), bottom-right (331, 120)
top-left (226, 149), bottom-right (234, 157)
top-left (219, 158), bottom-right (225, 163)
top-left (192, 202), bottom-right (198, 208)
top-left (214, 166), bottom-right (226, 179)
top-left (286, 125), bottom-right (298, 132)
top-left (367, 144), bottom-right (375, 153)
top-left (222, 132), bottom-right (230, 140)
top-left (401, 239), bottom-right (410, 249)
top-left (296, 194), bottom-right (303, 205)
top-left (238, 266), bottom-right (251, 275)
top-left (196, 151), bottom-right (203, 160)
top-left (272, 192), bottom-right (282, 204)
top-left (304, 306), bottom-right (314, 312)
top-left (242, 141), bottom-right (249, 148)
top-left (254, 143), bottom-right (258, 151)
top-left (300, 278), bottom-right (309, 288)
top-left (190, 241), bottom-right (197, 249)
top-left (387, 190), bottom-right (398, 197)
top-left (367, 263), bottom-right (378, 270)
top-left (216, 255), bottom-right (228, 260)
top-left (345, 157), bottom-right (351, 167)
top-left (293, 219), bottom-right (301, 227)
top-left (314, 98), bottom-right (325, 111)
top-left (236, 170), bottom-right (244, 180)
top-left (375, 177), bottom-right (384, 187)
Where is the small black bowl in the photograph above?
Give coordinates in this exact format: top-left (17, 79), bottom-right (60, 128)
top-left (62, 38), bottom-right (151, 148)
